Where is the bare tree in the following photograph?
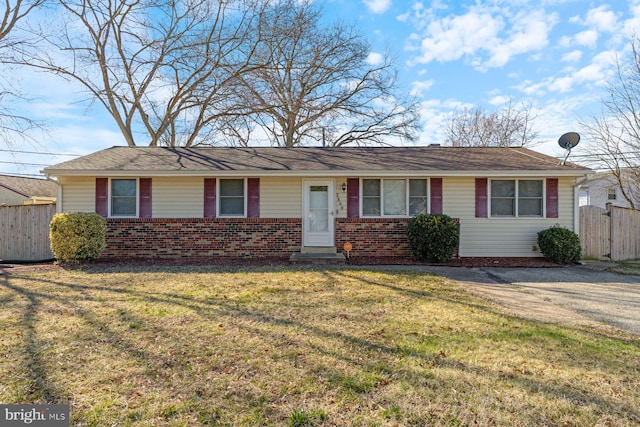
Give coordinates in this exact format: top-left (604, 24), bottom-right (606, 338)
top-left (228, 0), bottom-right (421, 147)
top-left (14, 0), bottom-right (266, 147)
top-left (444, 101), bottom-right (539, 147)
top-left (1, 0), bottom-right (43, 47)
top-left (580, 37), bottom-right (640, 208)
top-left (1, 0), bottom-right (46, 149)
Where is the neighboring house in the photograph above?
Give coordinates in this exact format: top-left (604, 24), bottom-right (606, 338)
top-left (0, 174), bottom-right (58, 206)
top-left (578, 170), bottom-right (640, 209)
top-left (43, 146), bottom-right (590, 260)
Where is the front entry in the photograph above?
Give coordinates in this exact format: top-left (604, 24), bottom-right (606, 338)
top-left (302, 180), bottom-right (335, 247)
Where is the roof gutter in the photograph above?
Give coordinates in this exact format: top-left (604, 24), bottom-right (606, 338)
top-left (42, 169), bottom-right (592, 179)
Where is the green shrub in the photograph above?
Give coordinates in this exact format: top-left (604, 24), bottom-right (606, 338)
top-left (50, 212), bottom-right (106, 263)
top-left (407, 214), bottom-right (460, 263)
top-left (537, 225), bottom-right (581, 264)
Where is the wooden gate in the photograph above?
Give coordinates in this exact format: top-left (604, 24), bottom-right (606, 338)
top-left (0, 204), bottom-right (56, 262)
top-left (580, 205), bottom-right (640, 260)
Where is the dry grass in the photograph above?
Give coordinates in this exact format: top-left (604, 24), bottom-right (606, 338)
top-left (610, 259), bottom-right (640, 276)
top-left (1, 266), bottom-right (639, 426)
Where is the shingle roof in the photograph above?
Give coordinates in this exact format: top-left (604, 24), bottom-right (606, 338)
top-left (43, 146), bottom-right (590, 175)
top-left (0, 175), bottom-right (58, 198)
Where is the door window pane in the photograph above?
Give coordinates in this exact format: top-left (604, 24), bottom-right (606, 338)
top-left (309, 185), bottom-right (329, 232)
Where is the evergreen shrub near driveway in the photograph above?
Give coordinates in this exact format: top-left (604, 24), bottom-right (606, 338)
top-left (407, 214), bottom-right (460, 263)
top-left (50, 212), bottom-right (106, 263)
top-left (537, 225), bottom-right (581, 264)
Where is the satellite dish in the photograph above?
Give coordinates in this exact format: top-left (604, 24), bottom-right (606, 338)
top-left (558, 132), bottom-right (580, 166)
top-left (558, 132), bottom-right (580, 150)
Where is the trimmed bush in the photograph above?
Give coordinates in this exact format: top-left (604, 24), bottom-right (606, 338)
top-left (50, 212), bottom-right (106, 263)
top-left (407, 214), bottom-right (460, 263)
top-left (537, 225), bottom-right (581, 264)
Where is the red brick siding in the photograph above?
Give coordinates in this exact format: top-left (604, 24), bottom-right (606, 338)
top-left (103, 218), bottom-right (302, 259)
top-left (335, 218), bottom-right (413, 257)
top-left (103, 217), bottom-right (456, 260)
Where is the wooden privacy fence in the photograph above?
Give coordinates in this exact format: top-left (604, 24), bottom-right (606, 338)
top-left (0, 204), bottom-right (56, 262)
top-left (580, 205), bottom-right (640, 260)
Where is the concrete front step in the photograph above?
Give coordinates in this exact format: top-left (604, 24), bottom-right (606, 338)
top-left (289, 252), bottom-right (346, 265)
top-left (300, 246), bottom-right (338, 254)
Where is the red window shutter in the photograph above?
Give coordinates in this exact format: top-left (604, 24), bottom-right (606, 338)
top-left (139, 178), bottom-right (152, 218)
top-left (430, 178), bottom-right (443, 214)
top-left (247, 178), bottom-right (260, 218)
top-left (475, 178), bottom-right (488, 218)
top-left (204, 178), bottom-right (216, 218)
top-left (95, 178), bottom-right (108, 217)
top-left (546, 178), bottom-right (559, 218)
top-left (347, 178), bottom-right (359, 218)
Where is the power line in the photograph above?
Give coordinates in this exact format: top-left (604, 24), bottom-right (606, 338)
top-left (0, 161), bottom-right (51, 166)
top-left (0, 148), bottom-right (80, 156)
top-left (0, 171), bottom-right (47, 178)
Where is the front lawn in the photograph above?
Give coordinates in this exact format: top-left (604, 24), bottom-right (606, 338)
top-left (1, 266), bottom-right (638, 426)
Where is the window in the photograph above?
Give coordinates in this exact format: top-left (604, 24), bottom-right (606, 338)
top-left (111, 179), bottom-right (137, 217)
top-left (490, 179), bottom-right (543, 217)
top-left (607, 187), bottom-right (617, 201)
top-left (362, 179), bottom-right (428, 217)
top-left (219, 179), bottom-right (245, 216)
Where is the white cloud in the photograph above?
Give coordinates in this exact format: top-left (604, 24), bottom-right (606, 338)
top-left (485, 10), bottom-right (557, 68)
top-left (410, 79), bottom-right (435, 97)
top-left (585, 5), bottom-right (618, 32)
top-left (489, 95), bottom-right (511, 105)
top-left (513, 49), bottom-right (616, 96)
top-left (414, 10), bottom-right (504, 64)
top-left (562, 50), bottom-right (583, 63)
top-left (367, 52), bottom-right (384, 65)
top-left (407, 5), bottom-right (556, 70)
top-left (362, 0), bottom-right (391, 14)
top-left (574, 30), bottom-right (598, 48)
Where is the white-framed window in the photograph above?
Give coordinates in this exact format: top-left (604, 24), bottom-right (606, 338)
top-left (490, 179), bottom-right (543, 217)
top-left (110, 178), bottom-right (137, 217)
top-left (607, 187), bottom-right (617, 201)
top-left (362, 178), bottom-right (428, 217)
top-left (219, 178), bottom-right (246, 216)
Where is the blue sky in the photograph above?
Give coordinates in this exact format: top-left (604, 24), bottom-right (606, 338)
top-left (2, 0), bottom-right (640, 176)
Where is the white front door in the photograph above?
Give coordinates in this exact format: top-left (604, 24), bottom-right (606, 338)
top-left (302, 180), bottom-right (335, 247)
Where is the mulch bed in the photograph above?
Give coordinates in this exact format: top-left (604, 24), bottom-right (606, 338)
top-left (1, 256), bottom-right (560, 274)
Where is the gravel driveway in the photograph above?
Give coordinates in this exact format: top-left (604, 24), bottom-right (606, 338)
top-left (427, 264), bottom-right (640, 335)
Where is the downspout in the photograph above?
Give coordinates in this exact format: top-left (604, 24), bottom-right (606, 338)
top-left (574, 178), bottom-right (580, 236)
top-left (43, 174), bottom-right (62, 213)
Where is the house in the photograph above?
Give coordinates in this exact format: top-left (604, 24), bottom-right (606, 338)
top-left (42, 146), bottom-right (590, 261)
top-left (578, 170), bottom-right (640, 209)
top-left (0, 174), bottom-right (58, 206)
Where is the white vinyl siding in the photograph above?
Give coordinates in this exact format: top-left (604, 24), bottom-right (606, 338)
top-left (443, 177), bottom-right (576, 257)
top-left (152, 177), bottom-right (203, 218)
top-left (260, 177), bottom-right (302, 218)
top-left (59, 177), bottom-right (95, 212)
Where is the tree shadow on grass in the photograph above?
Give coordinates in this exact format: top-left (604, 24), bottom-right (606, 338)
top-left (1, 270), bottom-right (639, 425)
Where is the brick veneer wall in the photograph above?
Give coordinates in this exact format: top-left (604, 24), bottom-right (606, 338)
top-left (103, 218), bottom-right (302, 259)
top-left (335, 218), bottom-right (413, 257)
